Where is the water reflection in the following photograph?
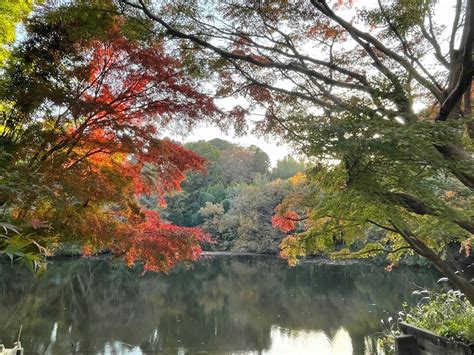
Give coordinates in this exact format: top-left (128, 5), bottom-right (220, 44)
top-left (263, 326), bottom-right (352, 354)
top-left (0, 256), bottom-right (438, 354)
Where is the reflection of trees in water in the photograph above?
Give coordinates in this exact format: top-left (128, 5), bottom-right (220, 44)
top-left (0, 257), bottom-right (438, 353)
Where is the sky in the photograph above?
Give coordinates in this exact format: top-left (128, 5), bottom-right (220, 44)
top-left (175, 122), bottom-right (292, 167)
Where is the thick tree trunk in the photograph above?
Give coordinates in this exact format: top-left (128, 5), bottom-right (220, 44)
top-left (395, 223), bottom-right (474, 305)
top-left (380, 193), bottom-right (474, 234)
top-left (420, 245), bottom-right (474, 305)
top-left (466, 81), bottom-right (474, 138)
top-left (446, 49), bottom-right (464, 119)
top-left (465, 80), bottom-right (472, 118)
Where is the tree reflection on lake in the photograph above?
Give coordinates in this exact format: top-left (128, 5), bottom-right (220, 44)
top-left (0, 256), bottom-right (438, 354)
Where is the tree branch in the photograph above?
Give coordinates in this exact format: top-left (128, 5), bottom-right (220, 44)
top-left (438, 0), bottom-right (473, 120)
top-left (309, 0), bottom-right (444, 102)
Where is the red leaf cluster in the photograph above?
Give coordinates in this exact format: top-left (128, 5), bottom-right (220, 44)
top-left (118, 210), bottom-right (211, 273)
top-left (272, 210), bottom-right (299, 233)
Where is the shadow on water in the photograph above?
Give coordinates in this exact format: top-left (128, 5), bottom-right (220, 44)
top-left (0, 256), bottom-right (439, 354)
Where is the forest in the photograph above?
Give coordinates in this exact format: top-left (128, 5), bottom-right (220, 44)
top-left (0, 0), bottom-right (473, 353)
top-left (162, 139), bottom-right (306, 254)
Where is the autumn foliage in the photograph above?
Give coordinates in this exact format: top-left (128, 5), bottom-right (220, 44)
top-left (271, 211), bottom-right (299, 233)
top-left (0, 7), bottom-right (217, 272)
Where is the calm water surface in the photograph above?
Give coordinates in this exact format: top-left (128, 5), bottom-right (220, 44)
top-left (0, 256), bottom-right (438, 355)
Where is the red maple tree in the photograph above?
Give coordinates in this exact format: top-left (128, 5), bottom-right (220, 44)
top-left (9, 16), bottom-right (218, 272)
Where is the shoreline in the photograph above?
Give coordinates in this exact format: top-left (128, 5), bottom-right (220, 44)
top-left (199, 251), bottom-right (373, 265)
top-left (48, 250), bottom-right (431, 268)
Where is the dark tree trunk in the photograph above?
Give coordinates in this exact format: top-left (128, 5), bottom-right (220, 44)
top-left (395, 224), bottom-right (474, 305)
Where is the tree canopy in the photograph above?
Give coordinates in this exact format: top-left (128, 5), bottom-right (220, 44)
top-left (0, 0), bottom-right (472, 304)
top-left (119, 0), bottom-right (474, 301)
top-left (0, 1), bottom-right (220, 272)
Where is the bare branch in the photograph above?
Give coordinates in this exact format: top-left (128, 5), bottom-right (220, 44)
top-left (309, 0), bottom-right (444, 102)
top-left (450, 0), bottom-right (464, 58)
top-left (419, 10), bottom-right (450, 69)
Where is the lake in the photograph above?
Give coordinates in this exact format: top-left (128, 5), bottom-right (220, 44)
top-left (0, 255), bottom-right (439, 354)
